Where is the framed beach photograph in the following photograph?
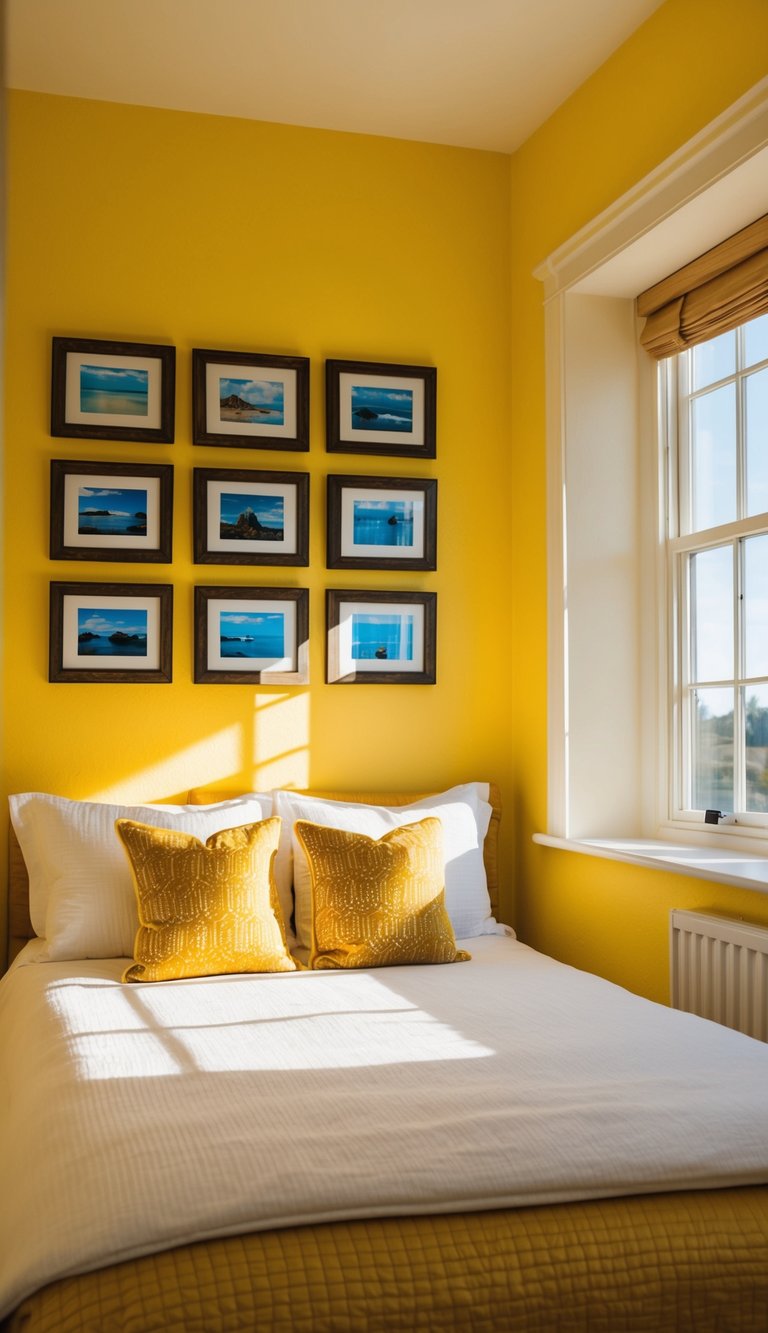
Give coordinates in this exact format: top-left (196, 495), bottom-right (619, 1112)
top-left (327, 474), bottom-right (437, 570)
top-left (194, 586), bottom-right (309, 685)
top-left (326, 589), bottom-right (436, 685)
top-left (193, 467), bottom-right (309, 566)
top-left (326, 359), bottom-right (436, 458)
top-left (50, 460), bottom-right (174, 563)
top-left (192, 348), bottom-right (309, 450)
top-left (51, 338), bottom-right (176, 443)
top-left (49, 582), bottom-right (173, 683)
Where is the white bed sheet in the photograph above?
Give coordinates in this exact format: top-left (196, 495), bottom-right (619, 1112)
top-left (1, 935), bottom-right (768, 1318)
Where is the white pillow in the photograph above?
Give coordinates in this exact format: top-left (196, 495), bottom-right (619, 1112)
top-left (274, 783), bottom-right (502, 950)
top-left (9, 791), bottom-right (275, 961)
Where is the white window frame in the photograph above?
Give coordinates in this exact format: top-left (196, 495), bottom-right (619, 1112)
top-left (534, 76), bottom-right (768, 861)
top-left (665, 334), bottom-right (768, 830)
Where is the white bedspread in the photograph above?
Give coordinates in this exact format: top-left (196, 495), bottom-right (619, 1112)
top-left (2, 935), bottom-right (768, 1317)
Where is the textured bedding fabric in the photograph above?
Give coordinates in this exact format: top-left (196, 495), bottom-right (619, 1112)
top-left (5, 1191), bottom-right (768, 1332)
top-left (2, 936), bottom-right (768, 1321)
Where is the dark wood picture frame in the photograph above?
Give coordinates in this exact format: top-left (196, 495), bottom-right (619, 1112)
top-left (51, 337), bottom-right (176, 443)
top-left (326, 358), bottom-right (436, 458)
top-left (192, 348), bottom-right (310, 450)
top-left (50, 460), bottom-right (174, 563)
top-left (326, 474), bottom-right (437, 570)
top-left (49, 581), bottom-right (173, 683)
top-left (326, 589), bottom-right (436, 684)
top-left (193, 467), bottom-right (309, 566)
top-left (194, 585), bottom-right (309, 684)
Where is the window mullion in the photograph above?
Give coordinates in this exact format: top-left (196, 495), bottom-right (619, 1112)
top-left (680, 550), bottom-right (694, 813)
top-left (737, 323), bottom-right (747, 518)
top-left (677, 353), bottom-right (691, 535)
top-left (679, 352), bottom-right (693, 815)
top-left (733, 539), bottom-right (745, 815)
top-left (733, 326), bottom-right (746, 816)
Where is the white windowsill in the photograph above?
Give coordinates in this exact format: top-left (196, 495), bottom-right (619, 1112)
top-left (532, 833), bottom-right (768, 895)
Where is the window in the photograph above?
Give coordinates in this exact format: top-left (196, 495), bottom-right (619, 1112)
top-left (668, 313), bottom-right (768, 827)
top-left (534, 81), bottom-right (768, 864)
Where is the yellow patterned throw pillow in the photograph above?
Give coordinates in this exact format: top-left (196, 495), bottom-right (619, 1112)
top-left (116, 817), bottom-right (297, 982)
top-left (294, 816), bottom-right (471, 969)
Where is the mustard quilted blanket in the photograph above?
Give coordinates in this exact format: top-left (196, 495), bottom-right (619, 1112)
top-left (5, 1188), bottom-right (768, 1332)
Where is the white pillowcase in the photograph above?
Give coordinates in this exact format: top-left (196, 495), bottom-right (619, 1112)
top-left (274, 783), bottom-right (502, 950)
top-left (9, 791), bottom-right (274, 961)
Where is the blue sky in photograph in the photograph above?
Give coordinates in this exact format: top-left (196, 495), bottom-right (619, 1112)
top-left (78, 486), bottom-right (147, 519)
top-left (220, 492), bottom-right (284, 527)
top-left (80, 365), bottom-right (148, 395)
top-left (351, 384), bottom-right (413, 431)
top-left (220, 611), bottom-right (284, 637)
top-left (353, 613), bottom-right (411, 628)
top-left (219, 377), bottom-right (284, 408)
top-left (78, 608), bottom-right (148, 636)
top-left (352, 498), bottom-right (412, 520)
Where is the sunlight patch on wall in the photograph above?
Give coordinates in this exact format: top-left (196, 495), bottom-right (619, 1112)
top-left (86, 726), bottom-right (243, 804)
top-left (253, 691), bottom-right (310, 790)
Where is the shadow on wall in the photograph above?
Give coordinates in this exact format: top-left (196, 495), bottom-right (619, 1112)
top-left (86, 691), bottom-right (311, 804)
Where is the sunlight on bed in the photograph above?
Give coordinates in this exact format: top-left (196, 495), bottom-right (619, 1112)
top-left (46, 971), bottom-right (495, 1080)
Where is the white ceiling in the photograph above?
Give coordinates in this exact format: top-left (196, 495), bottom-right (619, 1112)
top-left (6, 0), bottom-right (665, 153)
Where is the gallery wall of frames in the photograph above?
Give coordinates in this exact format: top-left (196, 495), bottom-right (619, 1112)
top-left (47, 338), bottom-right (438, 687)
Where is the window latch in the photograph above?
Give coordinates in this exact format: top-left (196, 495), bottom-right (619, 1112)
top-left (704, 808), bottom-right (724, 824)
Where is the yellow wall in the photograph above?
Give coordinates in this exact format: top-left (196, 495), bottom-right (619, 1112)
top-left (2, 91), bottom-right (512, 960)
top-left (510, 0), bottom-right (768, 1002)
top-left (5, 0), bottom-right (768, 995)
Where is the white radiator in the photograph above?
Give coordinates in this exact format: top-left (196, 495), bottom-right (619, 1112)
top-left (670, 909), bottom-right (768, 1042)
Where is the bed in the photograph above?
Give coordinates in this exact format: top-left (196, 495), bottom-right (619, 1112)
top-left (2, 783), bottom-right (768, 1333)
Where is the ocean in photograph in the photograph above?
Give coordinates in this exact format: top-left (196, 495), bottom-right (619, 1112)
top-left (351, 384), bottom-right (413, 433)
top-left (78, 486), bottom-right (148, 537)
top-left (351, 612), bottom-right (414, 661)
top-left (352, 499), bottom-right (414, 547)
top-left (220, 611), bottom-right (285, 658)
top-left (77, 608), bottom-right (148, 657)
top-left (219, 492), bottom-right (284, 541)
top-left (79, 365), bottom-right (149, 416)
top-left (219, 377), bottom-right (285, 426)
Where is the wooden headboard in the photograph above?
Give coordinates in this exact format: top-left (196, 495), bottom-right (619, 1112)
top-left (7, 784), bottom-right (501, 964)
top-left (8, 825), bottom-right (32, 964)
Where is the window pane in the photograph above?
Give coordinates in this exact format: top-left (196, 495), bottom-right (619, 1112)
top-left (690, 545), bottom-right (733, 682)
top-left (692, 687), bottom-right (733, 811)
top-left (691, 383), bottom-right (737, 530)
top-left (746, 366), bottom-right (768, 517)
top-left (692, 330), bottom-right (736, 390)
top-left (745, 685), bottom-right (768, 813)
top-left (744, 313), bottom-right (768, 369)
top-left (744, 533), bottom-right (768, 678)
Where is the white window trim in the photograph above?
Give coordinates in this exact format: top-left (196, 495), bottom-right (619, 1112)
top-left (534, 76), bottom-right (768, 871)
top-left (666, 338), bottom-right (768, 832)
top-left (532, 830), bottom-right (768, 896)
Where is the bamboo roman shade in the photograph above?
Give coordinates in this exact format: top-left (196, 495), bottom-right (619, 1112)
top-left (637, 213), bottom-right (768, 359)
